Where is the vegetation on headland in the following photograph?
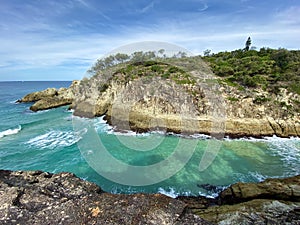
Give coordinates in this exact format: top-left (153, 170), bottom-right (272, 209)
top-left (88, 41), bottom-right (300, 96)
top-left (203, 47), bottom-right (300, 95)
top-left (84, 43), bottom-right (300, 123)
top-left (87, 50), bottom-right (202, 90)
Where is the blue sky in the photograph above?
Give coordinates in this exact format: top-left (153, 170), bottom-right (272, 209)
top-left (0, 0), bottom-right (299, 81)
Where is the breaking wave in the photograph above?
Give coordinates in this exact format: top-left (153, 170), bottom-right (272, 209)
top-left (26, 129), bottom-right (87, 150)
top-left (0, 125), bottom-right (22, 139)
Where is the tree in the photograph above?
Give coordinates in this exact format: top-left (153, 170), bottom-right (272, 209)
top-left (271, 48), bottom-right (290, 70)
top-left (158, 49), bottom-right (165, 57)
top-left (244, 37), bottom-right (252, 51)
top-left (114, 53), bottom-right (130, 63)
top-left (203, 49), bottom-right (211, 56)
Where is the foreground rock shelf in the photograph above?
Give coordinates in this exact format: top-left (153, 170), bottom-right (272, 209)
top-left (0, 170), bottom-right (299, 224)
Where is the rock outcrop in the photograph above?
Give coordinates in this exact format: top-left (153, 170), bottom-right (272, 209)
top-left (1, 170), bottom-right (300, 224)
top-left (17, 80), bottom-right (80, 111)
top-left (181, 175), bottom-right (300, 224)
top-left (0, 170), bottom-right (211, 224)
top-left (18, 58), bottom-right (300, 137)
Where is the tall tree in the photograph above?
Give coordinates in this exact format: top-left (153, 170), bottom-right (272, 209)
top-left (244, 37), bottom-right (252, 51)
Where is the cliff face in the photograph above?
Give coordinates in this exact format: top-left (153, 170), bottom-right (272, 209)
top-left (1, 170), bottom-right (299, 224)
top-left (18, 58), bottom-right (300, 137)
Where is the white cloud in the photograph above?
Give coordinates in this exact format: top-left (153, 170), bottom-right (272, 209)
top-left (198, 1), bottom-right (208, 12)
top-left (275, 6), bottom-right (300, 25)
top-left (75, 0), bottom-right (90, 8)
top-left (138, 1), bottom-right (155, 14)
top-left (1, 17), bottom-right (299, 74)
top-left (1, 1), bottom-right (299, 81)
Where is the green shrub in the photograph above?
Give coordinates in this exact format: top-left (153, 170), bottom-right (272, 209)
top-left (151, 65), bottom-right (163, 73)
top-left (253, 96), bottom-right (271, 104)
top-left (223, 77), bottom-right (238, 87)
top-left (162, 73), bottom-right (170, 79)
top-left (144, 60), bottom-right (158, 66)
top-left (168, 66), bottom-right (184, 74)
top-left (174, 79), bottom-right (191, 85)
top-left (289, 82), bottom-right (300, 95)
top-left (242, 75), bottom-right (257, 87)
top-left (227, 97), bottom-right (239, 102)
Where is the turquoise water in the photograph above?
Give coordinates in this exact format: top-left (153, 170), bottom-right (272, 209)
top-left (0, 81), bottom-right (299, 197)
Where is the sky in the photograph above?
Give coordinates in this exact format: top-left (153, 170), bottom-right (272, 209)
top-left (0, 0), bottom-right (299, 81)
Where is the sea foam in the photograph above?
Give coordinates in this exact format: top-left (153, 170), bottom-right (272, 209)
top-left (0, 125), bottom-right (22, 139)
top-left (26, 129), bottom-right (86, 149)
top-left (264, 136), bottom-right (300, 174)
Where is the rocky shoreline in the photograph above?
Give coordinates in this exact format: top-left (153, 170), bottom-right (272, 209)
top-left (18, 78), bottom-right (300, 138)
top-left (0, 170), bottom-right (299, 224)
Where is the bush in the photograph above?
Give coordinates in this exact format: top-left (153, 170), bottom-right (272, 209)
top-left (168, 66), bottom-right (184, 74)
top-left (227, 97), bottom-right (239, 102)
top-left (151, 65), bottom-right (163, 73)
top-left (242, 75), bottom-right (257, 87)
top-left (162, 73), bottom-right (170, 79)
top-left (253, 96), bottom-right (270, 104)
top-left (289, 82), bottom-right (300, 95)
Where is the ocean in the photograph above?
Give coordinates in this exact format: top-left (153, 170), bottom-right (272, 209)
top-left (0, 81), bottom-right (299, 197)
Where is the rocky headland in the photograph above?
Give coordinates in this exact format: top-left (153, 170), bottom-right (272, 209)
top-left (0, 170), bottom-right (299, 224)
top-left (18, 54), bottom-right (300, 138)
top-left (17, 80), bottom-right (80, 112)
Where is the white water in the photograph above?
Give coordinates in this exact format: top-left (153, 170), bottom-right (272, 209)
top-left (0, 125), bottom-right (22, 139)
top-left (26, 129), bottom-right (85, 149)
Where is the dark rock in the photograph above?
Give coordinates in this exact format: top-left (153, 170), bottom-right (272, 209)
top-left (0, 170), bottom-right (210, 225)
top-left (2, 170), bottom-right (299, 224)
top-left (218, 175), bottom-right (300, 205)
top-left (197, 183), bottom-right (225, 194)
top-left (176, 196), bottom-right (216, 210)
top-left (191, 175), bottom-right (300, 224)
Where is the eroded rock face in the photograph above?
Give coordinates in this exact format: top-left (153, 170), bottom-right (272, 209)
top-left (19, 88), bottom-right (58, 102)
top-left (219, 175), bottom-right (300, 205)
top-left (18, 62), bottom-right (300, 137)
top-left (0, 170), bottom-right (212, 225)
top-left (182, 175), bottom-right (300, 224)
top-left (195, 199), bottom-right (300, 225)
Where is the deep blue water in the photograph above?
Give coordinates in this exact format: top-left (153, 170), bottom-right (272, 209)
top-left (0, 81), bottom-right (299, 197)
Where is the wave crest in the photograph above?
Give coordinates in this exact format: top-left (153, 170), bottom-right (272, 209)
top-left (0, 125), bottom-right (22, 139)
